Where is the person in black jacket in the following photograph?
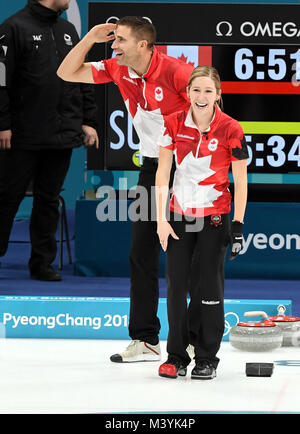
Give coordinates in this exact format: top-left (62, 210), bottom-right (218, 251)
top-left (0, 0), bottom-right (98, 281)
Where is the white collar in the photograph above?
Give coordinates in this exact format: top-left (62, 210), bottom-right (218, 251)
top-left (128, 67), bottom-right (140, 79)
top-left (184, 106), bottom-right (217, 132)
top-left (127, 50), bottom-right (154, 79)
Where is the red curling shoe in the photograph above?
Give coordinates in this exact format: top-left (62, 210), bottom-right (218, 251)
top-left (158, 360), bottom-right (187, 379)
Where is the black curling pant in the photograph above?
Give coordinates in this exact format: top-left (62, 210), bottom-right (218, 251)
top-left (165, 212), bottom-right (230, 368)
top-left (128, 157), bottom-right (175, 345)
top-left (0, 148), bottom-right (72, 271)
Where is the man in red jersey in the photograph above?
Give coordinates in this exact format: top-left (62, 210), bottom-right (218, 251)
top-left (57, 16), bottom-right (194, 362)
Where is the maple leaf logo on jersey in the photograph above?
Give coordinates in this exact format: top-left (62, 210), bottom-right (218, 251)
top-left (173, 151), bottom-right (222, 212)
top-left (178, 53), bottom-right (195, 67)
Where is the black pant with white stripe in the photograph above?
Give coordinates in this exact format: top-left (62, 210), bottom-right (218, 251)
top-left (166, 212), bottom-right (230, 367)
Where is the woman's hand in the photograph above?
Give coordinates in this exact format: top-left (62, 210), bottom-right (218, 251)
top-left (157, 221), bottom-right (179, 251)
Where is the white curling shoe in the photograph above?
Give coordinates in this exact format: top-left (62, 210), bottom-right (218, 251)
top-left (110, 340), bottom-right (161, 363)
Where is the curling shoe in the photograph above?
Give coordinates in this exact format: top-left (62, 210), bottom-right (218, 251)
top-left (110, 340), bottom-right (161, 363)
top-left (30, 265), bottom-right (62, 282)
top-left (191, 361), bottom-right (216, 380)
top-left (159, 359), bottom-right (187, 379)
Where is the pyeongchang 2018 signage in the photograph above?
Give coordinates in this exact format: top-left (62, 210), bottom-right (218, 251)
top-left (225, 202), bottom-right (300, 279)
top-left (0, 296), bottom-right (291, 340)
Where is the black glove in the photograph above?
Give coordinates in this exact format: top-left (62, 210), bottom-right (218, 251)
top-left (229, 221), bottom-right (244, 260)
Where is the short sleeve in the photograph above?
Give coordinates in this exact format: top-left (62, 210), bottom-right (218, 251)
top-left (90, 58), bottom-right (114, 84)
top-left (228, 121), bottom-right (249, 161)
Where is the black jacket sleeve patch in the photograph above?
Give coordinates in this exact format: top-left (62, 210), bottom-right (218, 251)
top-left (232, 136), bottom-right (249, 160)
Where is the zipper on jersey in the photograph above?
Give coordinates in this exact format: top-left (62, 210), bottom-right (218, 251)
top-left (141, 78), bottom-right (147, 109)
top-left (195, 133), bottom-right (203, 158)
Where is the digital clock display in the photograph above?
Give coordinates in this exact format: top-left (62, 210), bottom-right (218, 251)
top-left (211, 45), bottom-right (300, 173)
top-left (88, 2), bottom-right (300, 174)
top-left (245, 134), bottom-right (300, 170)
top-left (234, 48), bottom-right (300, 82)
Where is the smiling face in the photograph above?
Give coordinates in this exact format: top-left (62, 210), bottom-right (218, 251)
top-left (111, 25), bottom-right (143, 67)
top-left (187, 76), bottom-right (220, 117)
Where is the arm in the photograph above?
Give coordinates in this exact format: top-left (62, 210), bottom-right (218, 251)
top-left (0, 22), bottom-right (15, 149)
top-left (231, 159), bottom-right (248, 223)
top-left (57, 23), bottom-right (116, 83)
top-left (228, 125), bottom-right (248, 260)
top-left (155, 147), bottom-right (179, 251)
top-left (229, 159), bottom-right (248, 260)
top-left (59, 26), bottom-right (99, 147)
top-left (80, 82), bottom-right (99, 148)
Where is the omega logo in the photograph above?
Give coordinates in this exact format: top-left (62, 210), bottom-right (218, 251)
top-left (216, 21), bottom-right (233, 37)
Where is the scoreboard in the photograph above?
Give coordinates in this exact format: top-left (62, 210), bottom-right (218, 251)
top-left (88, 2), bottom-right (300, 173)
top-left (213, 45), bottom-right (300, 173)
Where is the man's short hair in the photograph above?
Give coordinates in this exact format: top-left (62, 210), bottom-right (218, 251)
top-left (116, 16), bottom-right (156, 49)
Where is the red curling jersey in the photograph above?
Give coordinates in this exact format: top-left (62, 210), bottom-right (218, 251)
top-left (159, 105), bottom-right (249, 217)
top-left (91, 47), bottom-right (193, 157)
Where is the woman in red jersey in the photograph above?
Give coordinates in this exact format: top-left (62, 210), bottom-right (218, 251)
top-left (155, 65), bottom-right (248, 380)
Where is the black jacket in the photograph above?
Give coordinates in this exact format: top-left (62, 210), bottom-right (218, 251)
top-left (0, 0), bottom-right (97, 149)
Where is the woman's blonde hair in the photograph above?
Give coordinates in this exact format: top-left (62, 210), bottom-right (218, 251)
top-left (187, 65), bottom-right (223, 111)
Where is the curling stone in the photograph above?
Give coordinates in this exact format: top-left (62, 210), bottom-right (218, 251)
top-left (269, 305), bottom-right (300, 347)
top-left (229, 311), bottom-right (283, 351)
